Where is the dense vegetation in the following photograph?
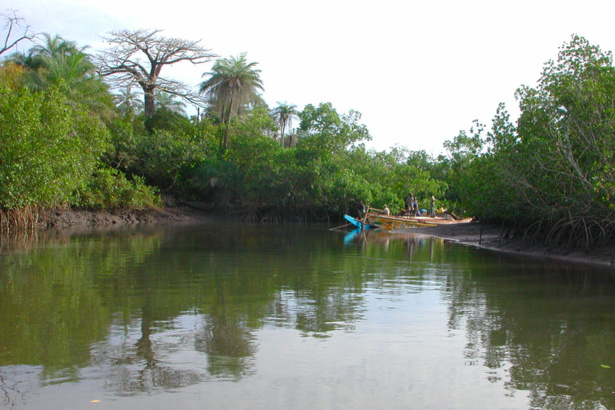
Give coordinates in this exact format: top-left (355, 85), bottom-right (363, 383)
top-left (1, 13), bottom-right (614, 248)
top-left (446, 36), bottom-right (615, 247)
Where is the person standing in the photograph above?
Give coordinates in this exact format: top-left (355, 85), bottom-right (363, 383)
top-left (430, 195), bottom-right (436, 217)
top-left (358, 201), bottom-right (366, 218)
top-left (406, 194), bottom-right (414, 215)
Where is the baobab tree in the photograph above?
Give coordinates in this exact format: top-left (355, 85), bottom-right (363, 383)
top-left (96, 29), bottom-right (216, 118)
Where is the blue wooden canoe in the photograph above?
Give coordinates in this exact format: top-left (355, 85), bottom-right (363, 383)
top-left (344, 215), bottom-right (376, 230)
top-left (344, 214), bottom-right (362, 229)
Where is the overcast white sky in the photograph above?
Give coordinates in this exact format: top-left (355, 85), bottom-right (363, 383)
top-left (5, 0), bottom-right (615, 155)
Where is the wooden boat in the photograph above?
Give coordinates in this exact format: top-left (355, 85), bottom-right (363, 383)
top-left (342, 208), bottom-right (471, 232)
top-left (364, 211), bottom-right (470, 231)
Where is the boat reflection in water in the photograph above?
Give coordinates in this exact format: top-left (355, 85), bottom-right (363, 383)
top-left (1, 223), bottom-right (615, 409)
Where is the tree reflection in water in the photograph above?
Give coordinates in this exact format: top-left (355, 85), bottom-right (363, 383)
top-left (443, 251), bottom-right (615, 409)
top-left (0, 224), bottom-right (614, 408)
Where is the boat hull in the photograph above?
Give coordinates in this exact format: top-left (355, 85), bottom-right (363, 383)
top-left (365, 213), bottom-right (468, 230)
top-left (343, 214), bottom-right (377, 230)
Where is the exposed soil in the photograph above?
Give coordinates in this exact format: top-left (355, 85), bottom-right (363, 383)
top-left (396, 221), bottom-right (615, 268)
top-left (41, 204), bottom-right (215, 229)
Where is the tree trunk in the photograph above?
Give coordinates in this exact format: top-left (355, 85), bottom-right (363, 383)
top-left (143, 87), bottom-right (156, 118)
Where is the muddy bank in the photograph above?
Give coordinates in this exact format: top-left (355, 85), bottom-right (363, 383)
top-left (42, 205), bottom-right (215, 229)
top-left (396, 222), bottom-right (615, 268)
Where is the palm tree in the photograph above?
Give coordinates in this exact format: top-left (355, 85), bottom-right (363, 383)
top-left (199, 52), bottom-right (264, 149)
top-left (16, 34), bottom-right (115, 120)
top-left (273, 102), bottom-right (298, 148)
top-left (155, 91), bottom-right (186, 115)
top-left (115, 85), bottom-right (143, 116)
top-left (29, 34), bottom-right (80, 60)
top-left (9, 34), bottom-right (81, 77)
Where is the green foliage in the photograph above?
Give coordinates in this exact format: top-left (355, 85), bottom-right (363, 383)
top-left (102, 112), bottom-right (218, 196)
top-left (199, 52), bottom-right (264, 151)
top-left (18, 34), bottom-right (116, 121)
top-left (20, 27), bottom-right (615, 242)
top-left (78, 166), bottom-right (161, 209)
top-left (513, 36), bottom-right (615, 220)
top-left (442, 35), bottom-right (615, 246)
top-left (226, 134), bottom-right (282, 204)
top-left (272, 102), bottom-right (298, 147)
top-left (155, 91), bottom-right (186, 115)
top-left (298, 103), bottom-right (371, 156)
top-left (0, 83), bottom-right (109, 209)
top-left (114, 85), bottom-right (143, 117)
top-left (131, 129), bottom-right (210, 190)
top-left (190, 101), bottom-right (450, 221)
top-left (500, 36), bottom-right (615, 223)
top-left (228, 104), bottom-right (277, 140)
top-left (2, 31), bottom-right (456, 225)
top-left (145, 107), bottom-right (196, 135)
top-left (199, 52), bottom-right (264, 124)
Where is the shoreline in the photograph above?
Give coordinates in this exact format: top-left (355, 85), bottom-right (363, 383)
top-left (396, 221), bottom-right (615, 268)
top-left (41, 206), bottom-right (615, 268)
top-left (42, 204), bottom-right (215, 229)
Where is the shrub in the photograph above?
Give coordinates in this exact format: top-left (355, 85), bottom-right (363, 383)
top-left (78, 166), bottom-right (161, 209)
top-left (0, 83), bottom-right (109, 209)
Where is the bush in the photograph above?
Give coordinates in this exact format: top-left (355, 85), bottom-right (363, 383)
top-left (78, 166), bottom-right (161, 209)
top-left (0, 83), bottom-right (109, 209)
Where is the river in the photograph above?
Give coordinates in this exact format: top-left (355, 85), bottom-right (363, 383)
top-left (1, 222), bottom-right (614, 409)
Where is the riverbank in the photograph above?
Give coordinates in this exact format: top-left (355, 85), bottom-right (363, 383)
top-left (41, 206), bottom-right (615, 268)
top-left (41, 206), bottom-right (221, 230)
top-left (396, 222), bottom-right (615, 268)
top-left (42, 203), bottom-right (215, 229)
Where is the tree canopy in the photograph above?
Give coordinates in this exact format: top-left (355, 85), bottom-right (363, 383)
top-left (2, 17), bottom-right (615, 250)
top-left (96, 29), bottom-right (216, 118)
top-left (199, 52), bottom-right (265, 150)
top-left (443, 35), bottom-right (615, 246)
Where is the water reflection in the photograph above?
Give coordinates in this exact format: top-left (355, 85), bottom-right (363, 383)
top-left (0, 223), bottom-right (614, 408)
top-left (444, 254), bottom-right (615, 409)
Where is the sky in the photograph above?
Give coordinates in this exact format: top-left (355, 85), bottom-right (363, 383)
top-left (5, 0), bottom-right (615, 155)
